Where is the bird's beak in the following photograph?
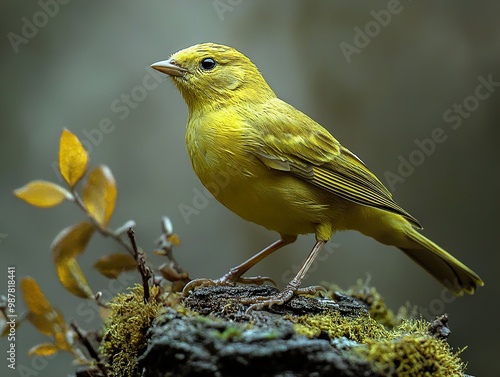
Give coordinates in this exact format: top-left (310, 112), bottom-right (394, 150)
top-left (151, 59), bottom-right (187, 77)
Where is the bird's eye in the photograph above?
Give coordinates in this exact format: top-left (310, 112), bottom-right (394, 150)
top-left (200, 57), bottom-right (217, 71)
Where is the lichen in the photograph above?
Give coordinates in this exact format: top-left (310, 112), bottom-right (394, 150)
top-left (99, 284), bottom-right (165, 377)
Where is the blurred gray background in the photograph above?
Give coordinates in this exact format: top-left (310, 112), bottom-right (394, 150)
top-left (1, 1), bottom-right (499, 375)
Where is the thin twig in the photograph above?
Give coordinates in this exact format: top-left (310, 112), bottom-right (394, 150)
top-left (127, 228), bottom-right (151, 303)
top-left (70, 322), bottom-right (108, 376)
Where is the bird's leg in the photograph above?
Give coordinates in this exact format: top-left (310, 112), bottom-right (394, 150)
top-left (223, 234), bottom-right (298, 285)
top-left (182, 235), bottom-right (297, 296)
top-left (244, 240), bottom-right (328, 313)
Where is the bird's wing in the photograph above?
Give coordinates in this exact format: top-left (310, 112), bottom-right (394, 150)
top-left (249, 98), bottom-right (422, 228)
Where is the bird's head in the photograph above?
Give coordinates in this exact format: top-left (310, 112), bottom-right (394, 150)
top-left (151, 43), bottom-right (275, 113)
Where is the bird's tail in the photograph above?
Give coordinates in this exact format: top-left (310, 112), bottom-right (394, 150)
top-left (400, 228), bottom-right (484, 295)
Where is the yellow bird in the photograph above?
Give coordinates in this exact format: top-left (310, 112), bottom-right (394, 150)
top-left (151, 43), bottom-right (483, 310)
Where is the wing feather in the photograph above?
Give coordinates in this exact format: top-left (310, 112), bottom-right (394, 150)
top-left (249, 98), bottom-right (422, 228)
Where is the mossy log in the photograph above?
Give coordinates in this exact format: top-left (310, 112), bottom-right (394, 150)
top-left (77, 284), bottom-right (470, 377)
top-left (140, 286), bottom-right (378, 377)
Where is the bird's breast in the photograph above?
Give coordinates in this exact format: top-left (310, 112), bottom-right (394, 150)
top-left (185, 112), bottom-right (254, 201)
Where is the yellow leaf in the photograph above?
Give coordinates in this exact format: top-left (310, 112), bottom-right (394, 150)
top-left (28, 343), bottom-right (59, 357)
top-left (82, 165), bottom-right (117, 226)
top-left (52, 222), bottom-right (95, 260)
top-left (52, 222), bottom-right (95, 299)
top-left (14, 180), bottom-right (73, 208)
top-left (93, 253), bottom-right (137, 279)
top-left (21, 277), bottom-right (53, 316)
top-left (27, 307), bottom-right (66, 337)
top-left (59, 129), bottom-right (88, 187)
top-left (21, 278), bottom-right (66, 336)
top-left (27, 312), bottom-right (56, 336)
top-left (55, 258), bottom-right (94, 299)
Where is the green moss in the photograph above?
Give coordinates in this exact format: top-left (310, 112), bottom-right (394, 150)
top-left (362, 333), bottom-right (465, 376)
top-left (290, 288), bottom-right (465, 377)
top-left (99, 285), bottom-right (165, 377)
top-left (291, 310), bottom-right (386, 343)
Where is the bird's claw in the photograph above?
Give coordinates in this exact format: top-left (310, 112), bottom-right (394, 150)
top-left (244, 289), bottom-right (294, 314)
top-left (243, 284), bottom-right (327, 314)
top-left (182, 278), bottom-right (223, 297)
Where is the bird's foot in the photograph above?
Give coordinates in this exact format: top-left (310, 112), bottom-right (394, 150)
top-left (181, 278), bottom-right (220, 296)
top-left (182, 272), bottom-right (276, 297)
top-left (243, 284), bottom-right (327, 313)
